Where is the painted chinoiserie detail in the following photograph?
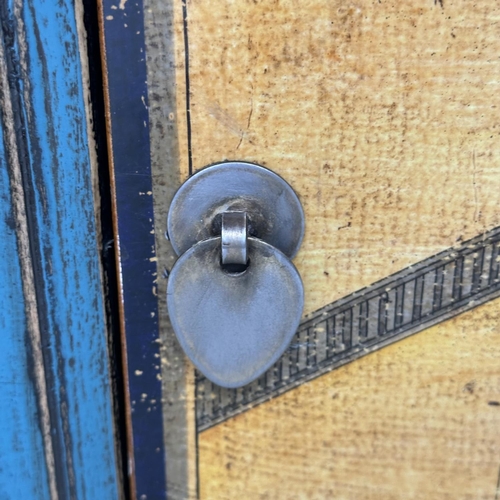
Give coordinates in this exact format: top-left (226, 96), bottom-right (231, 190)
top-left (0, 1), bottom-right (120, 498)
top-left (197, 227), bottom-right (500, 430)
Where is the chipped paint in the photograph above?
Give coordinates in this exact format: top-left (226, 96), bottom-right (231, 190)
top-left (0, 1), bottom-right (120, 497)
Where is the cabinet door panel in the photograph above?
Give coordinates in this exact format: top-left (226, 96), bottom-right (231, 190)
top-left (102, 1), bottom-right (500, 498)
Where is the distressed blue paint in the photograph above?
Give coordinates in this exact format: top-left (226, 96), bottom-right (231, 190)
top-left (0, 121), bottom-right (51, 500)
top-left (101, 0), bottom-right (167, 498)
top-left (2, 0), bottom-right (120, 497)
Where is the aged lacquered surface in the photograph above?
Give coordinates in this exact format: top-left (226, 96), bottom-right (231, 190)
top-left (173, 0), bottom-right (500, 317)
top-left (167, 1), bottom-right (500, 498)
top-left (108, 0), bottom-right (500, 498)
top-left (0, 1), bottom-right (120, 497)
top-left (200, 298), bottom-right (500, 500)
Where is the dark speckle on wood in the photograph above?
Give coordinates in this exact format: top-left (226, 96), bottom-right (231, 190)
top-left (463, 381), bottom-right (475, 394)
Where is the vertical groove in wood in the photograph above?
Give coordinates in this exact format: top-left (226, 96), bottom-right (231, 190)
top-left (75, 0), bottom-right (126, 496)
top-left (96, 1), bottom-right (137, 497)
top-left (0, 28), bottom-right (58, 500)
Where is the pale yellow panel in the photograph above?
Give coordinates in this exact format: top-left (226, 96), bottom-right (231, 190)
top-left (199, 297), bottom-right (500, 500)
top-left (173, 0), bottom-right (500, 315)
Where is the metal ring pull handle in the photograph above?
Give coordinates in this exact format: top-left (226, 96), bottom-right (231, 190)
top-left (166, 162), bottom-right (305, 388)
top-left (221, 211), bottom-right (247, 266)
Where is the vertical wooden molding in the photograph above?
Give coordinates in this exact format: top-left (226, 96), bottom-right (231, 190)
top-left (1, 1), bottom-right (121, 497)
top-left (0, 24), bottom-right (58, 500)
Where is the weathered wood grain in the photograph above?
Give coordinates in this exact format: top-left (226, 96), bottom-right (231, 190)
top-left (162, 0), bottom-right (500, 498)
top-left (1, 0), bottom-right (120, 497)
top-left (173, 0), bottom-right (500, 317)
top-left (0, 107), bottom-right (52, 500)
top-left (200, 298), bottom-right (500, 500)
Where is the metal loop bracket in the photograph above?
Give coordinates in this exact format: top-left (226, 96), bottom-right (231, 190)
top-left (221, 211), bottom-right (248, 266)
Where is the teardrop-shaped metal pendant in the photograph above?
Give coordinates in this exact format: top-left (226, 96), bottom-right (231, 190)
top-left (166, 162), bottom-right (305, 388)
top-left (167, 237), bottom-right (304, 388)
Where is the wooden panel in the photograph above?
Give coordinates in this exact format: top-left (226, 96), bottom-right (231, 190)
top-left (161, 0), bottom-right (500, 498)
top-left (0, 115), bottom-right (51, 500)
top-left (173, 0), bottom-right (500, 316)
top-left (131, 0), bottom-right (500, 496)
top-left (199, 297), bottom-right (500, 500)
top-left (0, 1), bottom-right (120, 497)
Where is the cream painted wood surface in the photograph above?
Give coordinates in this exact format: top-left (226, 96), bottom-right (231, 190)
top-left (144, 0), bottom-right (500, 497)
top-left (172, 0), bottom-right (500, 316)
top-left (199, 298), bottom-right (500, 500)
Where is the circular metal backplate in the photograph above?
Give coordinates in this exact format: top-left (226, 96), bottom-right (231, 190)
top-left (167, 161), bottom-right (305, 258)
top-left (167, 237), bottom-right (304, 388)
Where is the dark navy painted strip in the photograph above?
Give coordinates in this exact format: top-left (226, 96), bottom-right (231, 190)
top-left (100, 1), bottom-right (167, 498)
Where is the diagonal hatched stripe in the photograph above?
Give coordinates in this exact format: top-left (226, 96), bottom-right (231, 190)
top-left (197, 226), bottom-right (500, 431)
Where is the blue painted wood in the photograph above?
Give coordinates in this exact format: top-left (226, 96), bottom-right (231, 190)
top-left (0, 120), bottom-right (51, 500)
top-left (100, 0), bottom-right (167, 498)
top-left (1, 1), bottom-right (120, 497)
